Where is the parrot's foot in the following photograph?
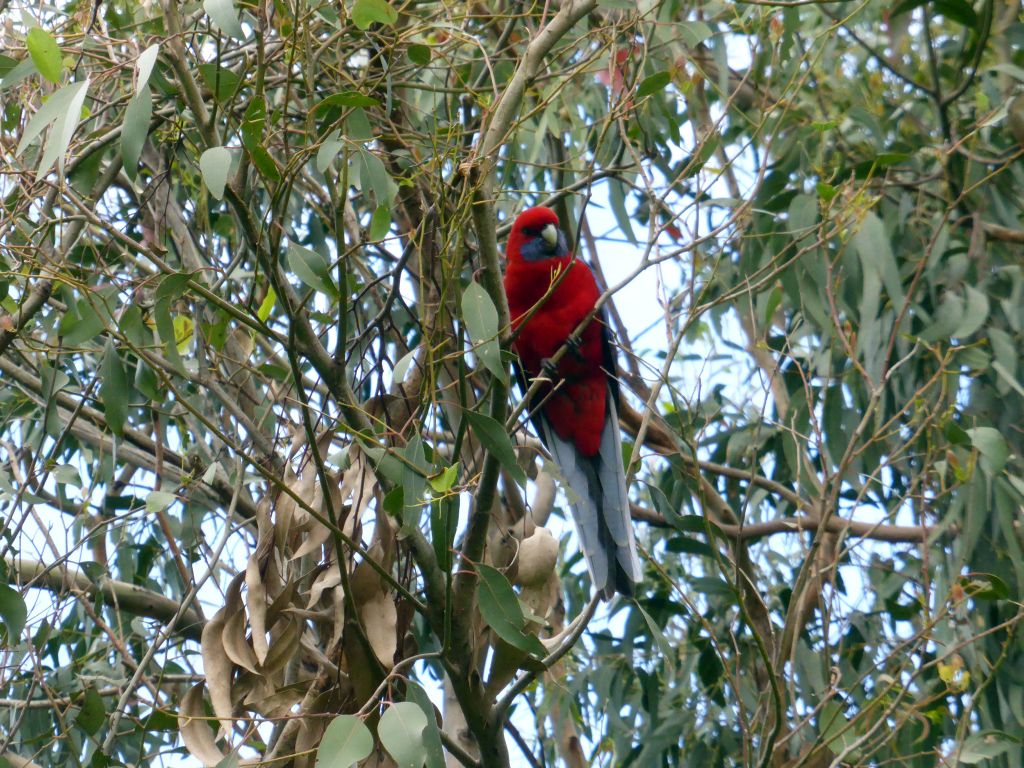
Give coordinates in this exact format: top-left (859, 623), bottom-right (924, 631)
top-left (539, 357), bottom-right (560, 381)
top-left (563, 333), bottom-right (589, 362)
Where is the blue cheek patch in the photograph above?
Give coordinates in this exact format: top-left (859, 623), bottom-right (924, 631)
top-left (520, 234), bottom-right (570, 262)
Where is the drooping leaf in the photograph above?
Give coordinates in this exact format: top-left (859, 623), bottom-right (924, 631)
top-left (135, 44), bottom-right (160, 92)
top-left (636, 71), bottom-right (671, 99)
top-left (121, 85), bottom-right (152, 180)
top-left (205, 0), bottom-right (246, 38)
top-left (75, 687), bottom-right (106, 736)
top-left (403, 682), bottom-right (447, 768)
top-left (16, 79), bottom-right (88, 157)
top-left (0, 585), bottom-right (27, 643)
top-left (475, 563), bottom-right (546, 657)
top-left (315, 715), bottom-right (373, 768)
top-left (378, 702), bottom-right (428, 768)
top-left (287, 241), bottom-right (338, 297)
top-left (100, 340), bottom-right (129, 437)
top-left (26, 28), bottom-right (63, 84)
top-left (464, 410), bottom-right (525, 485)
top-left (199, 146), bottom-right (232, 200)
top-left (351, 0), bottom-right (399, 30)
top-left (967, 427), bottom-right (1009, 476)
top-left (461, 281), bottom-right (506, 381)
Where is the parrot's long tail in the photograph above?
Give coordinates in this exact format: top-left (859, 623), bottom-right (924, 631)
top-left (544, 394), bottom-right (642, 599)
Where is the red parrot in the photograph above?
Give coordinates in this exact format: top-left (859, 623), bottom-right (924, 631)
top-left (503, 206), bottom-right (641, 599)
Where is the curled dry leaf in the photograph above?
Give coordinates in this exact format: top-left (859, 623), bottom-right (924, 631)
top-left (359, 588), bottom-right (398, 669)
top-left (340, 445), bottom-right (377, 522)
top-left (261, 614), bottom-right (302, 676)
top-left (520, 570), bottom-right (559, 632)
top-left (277, 466), bottom-right (316, 548)
top-left (246, 498), bottom-right (275, 666)
top-left (200, 607), bottom-right (235, 734)
top-left (514, 527), bottom-right (559, 588)
top-left (179, 682), bottom-right (227, 768)
top-left (245, 554), bottom-right (270, 665)
top-left (222, 572), bottom-right (259, 673)
top-left (307, 563), bottom-right (342, 608)
top-left (291, 516), bottom-right (333, 560)
top-left (293, 716), bottom-right (328, 768)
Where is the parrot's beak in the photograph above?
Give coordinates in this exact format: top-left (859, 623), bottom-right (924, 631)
top-left (540, 223), bottom-right (559, 248)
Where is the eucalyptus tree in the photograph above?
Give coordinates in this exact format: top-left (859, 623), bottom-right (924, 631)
top-left (0, 0), bottom-right (1021, 766)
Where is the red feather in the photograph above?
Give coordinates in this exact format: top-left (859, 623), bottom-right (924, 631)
top-left (503, 206), bottom-right (641, 598)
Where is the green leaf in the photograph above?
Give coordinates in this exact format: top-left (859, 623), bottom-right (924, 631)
top-left (248, 144), bottom-right (281, 182)
top-left (145, 490), bottom-right (177, 513)
top-left (75, 687), bottom-right (106, 736)
top-left (256, 285), bottom-right (276, 322)
top-left (636, 71), bottom-right (671, 99)
top-left (199, 146), bottom-right (232, 200)
top-left (408, 44), bottom-right (431, 66)
top-left (635, 603), bottom-right (674, 658)
top-left (288, 241), bottom-right (338, 297)
top-left (959, 572), bottom-right (1010, 601)
top-left (959, 731), bottom-right (1018, 764)
top-left (378, 702), bottom-right (428, 768)
top-left (953, 285), bottom-right (989, 338)
top-left (851, 211), bottom-right (903, 316)
top-left (205, 0), bottom-right (246, 38)
top-left (60, 294), bottom-right (107, 346)
top-left (369, 204), bottom-right (391, 240)
top-left (36, 78), bottom-right (90, 180)
top-left (675, 20), bottom-right (713, 46)
top-left (241, 97), bottom-right (267, 150)
top-left (392, 348), bottom-right (416, 384)
top-left (428, 465), bottom-right (458, 494)
top-left (101, 340), bottom-right (129, 437)
top-left (314, 714), bottom-right (373, 768)
top-left (357, 147), bottom-right (396, 205)
top-left (609, 178), bottom-right (637, 244)
top-left (197, 63), bottom-right (242, 103)
top-left (401, 434), bottom-right (429, 529)
top-left (461, 281), bottom-right (506, 381)
top-left (0, 584), bottom-right (27, 643)
top-left (0, 54), bottom-right (17, 78)
top-left (316, 130), bottom-right (346, 173)
top-left (967, 427), bottom-right (1009, 476)
top-left (351, 0), bottom-right (399, 30)
top-left (475, 564), bottom-right (546, 657)
top-left (121, 85), bottom-right (152, 181)
top-left (819, 701), bottom-right (860, 759)
top-left (316, 92), bottom-right (380, 110)
top-left (26, 28), bottom-right (63, 84)
top-left (403, 682), bottom-right (446, 768)
top-left (464, 411), bottom-right (525, 485)
top-left (0, 57), bottom-right (39, 91)
top-left (16, 79), bottom-right (88, 157)
top-left (135, 44), bottom-right (160, 92)
top-left (154, 271), bottom-right (196, 301)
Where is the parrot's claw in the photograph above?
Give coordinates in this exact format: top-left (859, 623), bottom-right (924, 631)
top-left (539, 357), bottom-right (560, 381)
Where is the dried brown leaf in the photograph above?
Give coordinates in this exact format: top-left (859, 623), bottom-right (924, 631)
top-left (179, 683), bottom-right (227, 768)
top-left (200, 608), bottom-right (235, 732)
top-left (359, 589), bottom-right (397, 670)
top-left (514, 527), bottom-right (559, 588)
top-left (245, 554), bottom-right (270, 665)
top-left (222, 572), bottom-right (259, 673)
top-left (261, 614), bottom-right (302, 676)
top-left (307, 564), bottom-right (342, 608)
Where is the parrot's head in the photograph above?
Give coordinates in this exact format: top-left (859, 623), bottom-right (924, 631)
top-left (507, 206), bottom-right (570, 263)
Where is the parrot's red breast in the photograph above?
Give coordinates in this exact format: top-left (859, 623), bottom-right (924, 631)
top-left (503, 206), bottom-right (642, 599)
top-left (504, 210), bottom-right (607, 456)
